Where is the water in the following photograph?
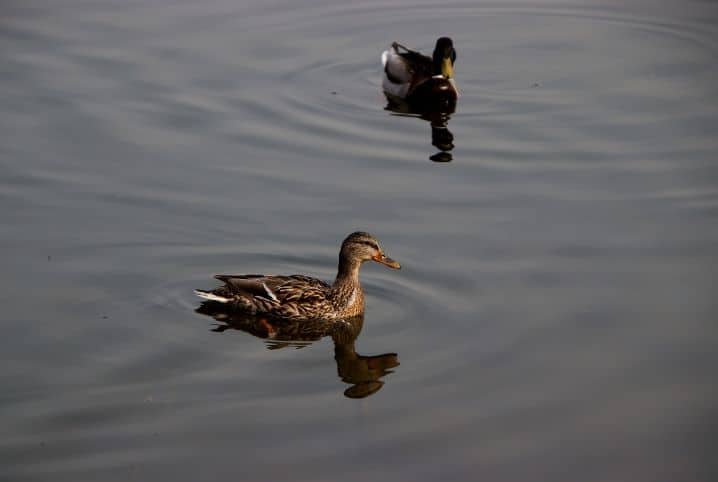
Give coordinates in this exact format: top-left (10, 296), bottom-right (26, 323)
top-left (2, 0), bottom-right (717, 480)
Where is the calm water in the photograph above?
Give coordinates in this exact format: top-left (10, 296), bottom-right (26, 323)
top-left (2, 0), bottom-right (717, 480)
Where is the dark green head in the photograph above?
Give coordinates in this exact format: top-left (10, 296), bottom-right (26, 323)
top-left (432, 37), bottom-right (457, 78)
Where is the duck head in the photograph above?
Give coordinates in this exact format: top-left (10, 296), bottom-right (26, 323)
top-left (432, 37), bottom-right (456, 79)
top-left (340, 232), bottom-right (401, 270)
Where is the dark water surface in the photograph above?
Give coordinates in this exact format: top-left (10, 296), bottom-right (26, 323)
top-left (2, 0), bottom-right (717, 480)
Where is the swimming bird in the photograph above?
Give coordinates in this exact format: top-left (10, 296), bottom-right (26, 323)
top-left (381, 37), bottom-right (458, 107)
top-left (194, 232), bottom-right (400, 321)
top-left (196, 308), bottom-right (400, 398)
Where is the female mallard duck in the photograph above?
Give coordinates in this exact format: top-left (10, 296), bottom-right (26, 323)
top-left (194, 232), bottom-right (400, 321)
top-left (381, 37), bottom-right (458, 106)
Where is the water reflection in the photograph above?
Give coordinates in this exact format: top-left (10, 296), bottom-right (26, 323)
top-left (196, 304), bottom-right (399, 399)
top-left (385, 97), bottom-right (455, 162)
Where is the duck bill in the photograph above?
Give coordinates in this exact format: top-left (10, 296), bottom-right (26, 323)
top-left (373, 254), bottom-right (401, 270)
top-left (441, 57), bottom-right (454, 79)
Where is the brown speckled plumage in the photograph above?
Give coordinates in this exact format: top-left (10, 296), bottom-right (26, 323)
top-left (194, 232), bottom-right (400, 321)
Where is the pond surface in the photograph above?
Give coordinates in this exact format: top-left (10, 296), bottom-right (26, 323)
top-left (2, 0), bottom-right (717, 480)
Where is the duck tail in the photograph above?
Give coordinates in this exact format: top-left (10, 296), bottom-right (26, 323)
top-left (383, 42), bottom-right (407, 66)
top-left (194, 289), bottom-right (231, 303)
top-left (392, 42), bottom-right (414, 54)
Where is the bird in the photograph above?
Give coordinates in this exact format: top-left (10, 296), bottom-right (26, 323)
top-left (381, 37), bottom-right (458, 106)
top-left (194, 232), bottom-right (401, 321)
top-left (196, 308), bottom-right (401, 398)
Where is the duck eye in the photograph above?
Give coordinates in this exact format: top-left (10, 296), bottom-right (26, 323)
top-left (357, 240), bottom-right (379, 251)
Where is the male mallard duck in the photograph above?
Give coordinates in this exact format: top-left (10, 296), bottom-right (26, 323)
top-left (381, 37), bottom-right (458, 105)
top-left (194, 232), bottom-right (400, 321)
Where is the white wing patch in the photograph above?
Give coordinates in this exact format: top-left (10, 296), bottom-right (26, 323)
top-left (194, 290), bottom-right (230, 303)
top-left (262, 282), bottom-right (279, 302)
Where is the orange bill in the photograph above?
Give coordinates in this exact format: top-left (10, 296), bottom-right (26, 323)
top-left (373, 253), bottom-right (401, 269)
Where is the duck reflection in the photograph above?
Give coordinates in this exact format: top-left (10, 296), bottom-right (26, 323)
top-left (196, 303), bottom-right (399, 399)
top-left (384, 96), bottom-right (456, 162)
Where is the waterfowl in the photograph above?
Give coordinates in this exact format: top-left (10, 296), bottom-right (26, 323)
top-left (194, 232), bottom-right (400, 321)
top-left (381, 37), bottom-right (458, 106)
top-left (197, 309), bottom-right (400, 398)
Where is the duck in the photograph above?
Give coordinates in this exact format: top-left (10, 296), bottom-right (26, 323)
top-left (381, 37), bottom-right (458, 107)
top-left (196, 309), bottom-right (400, 398)
top-left (194, 232), bottom-right (401, 321)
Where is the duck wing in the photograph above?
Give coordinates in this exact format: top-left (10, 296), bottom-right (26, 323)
top-left (212, 274), bottom-right (330, 304)
top-left (382, 42), bottom-right (433, 97)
